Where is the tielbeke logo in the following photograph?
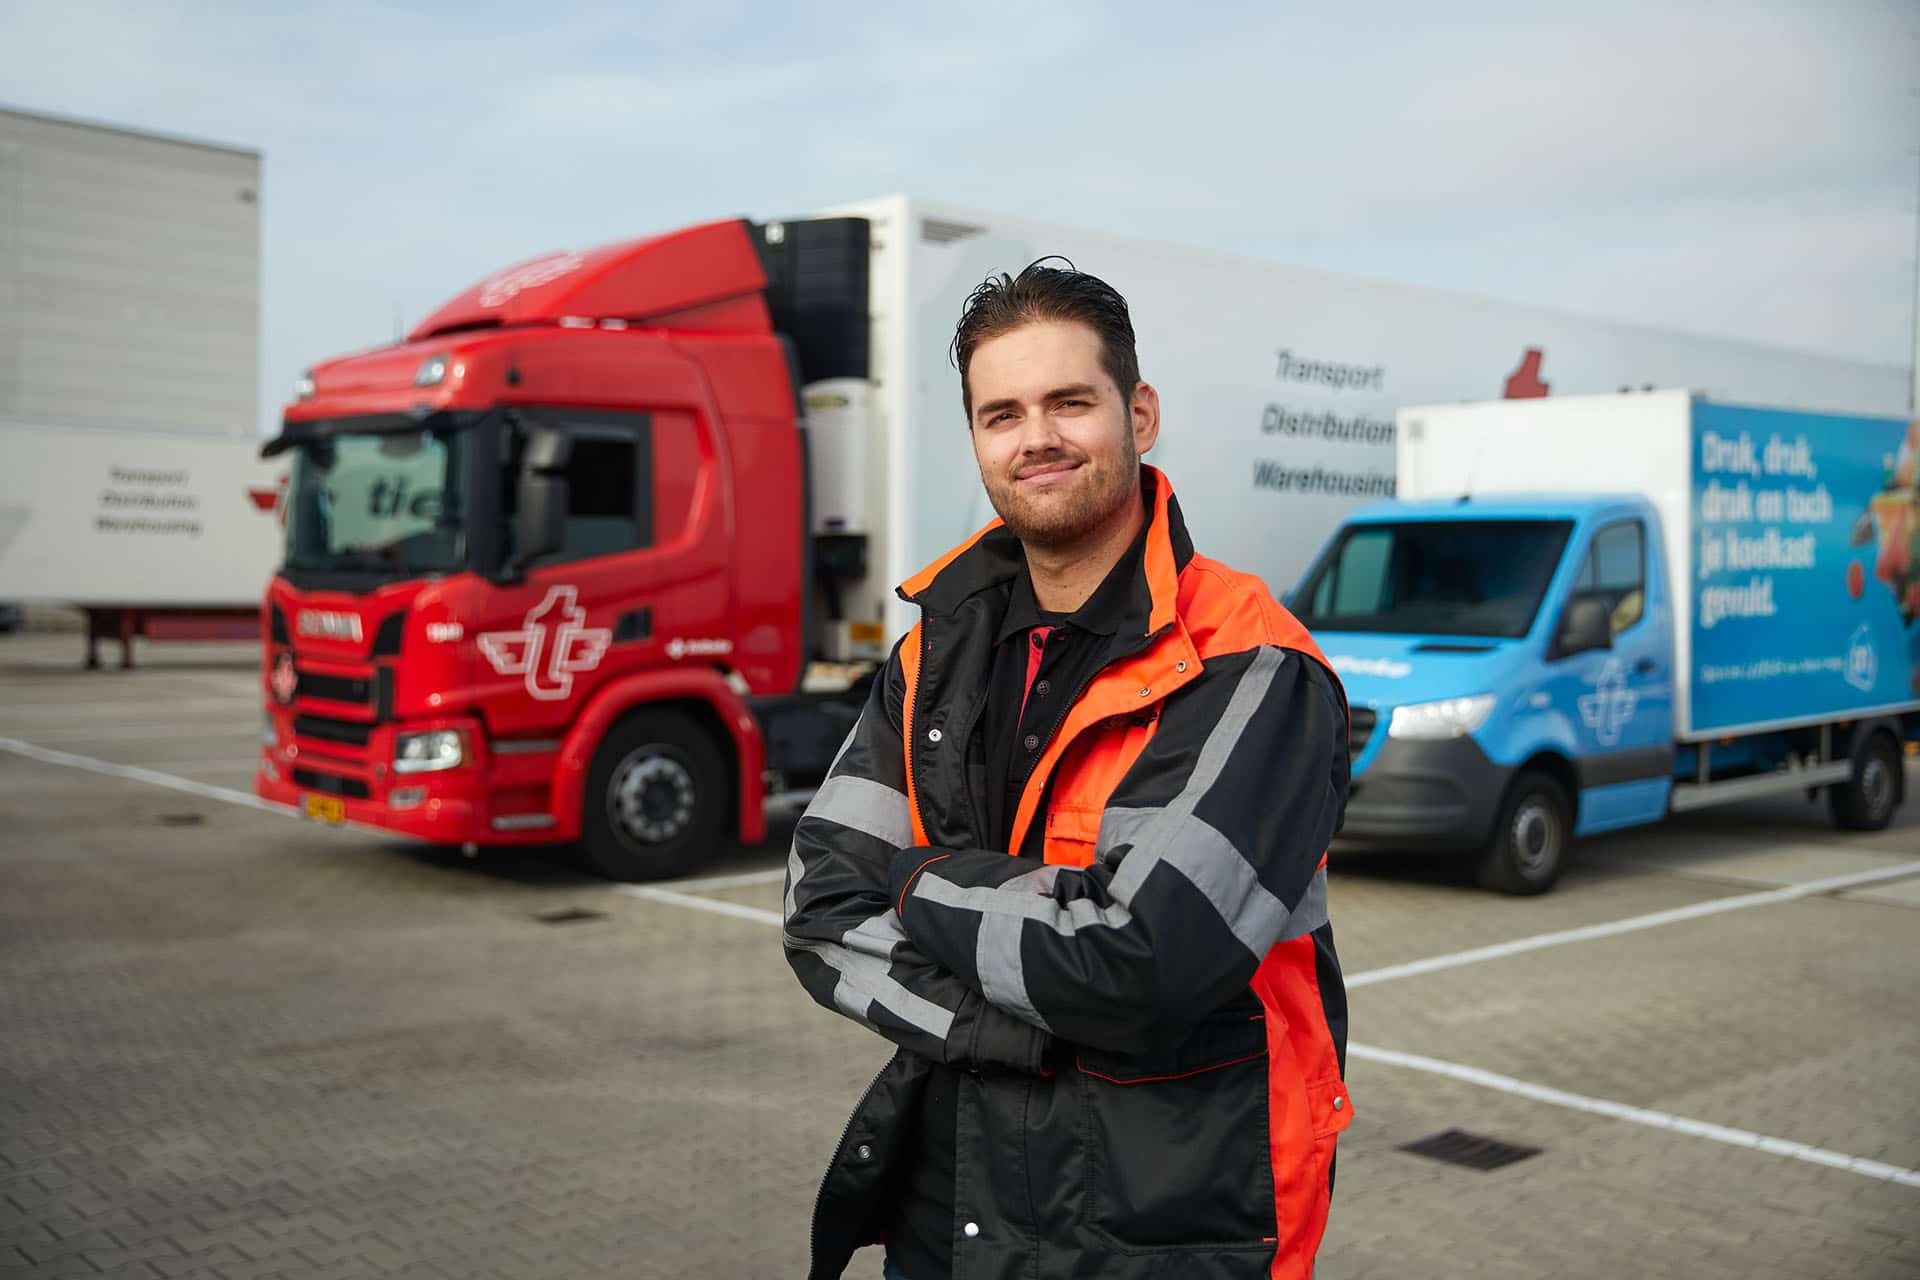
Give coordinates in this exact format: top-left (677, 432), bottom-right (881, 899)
top-left (477, 586), bottom-right (612, 701)
top-left (477, 251), bottom-right (586, 308)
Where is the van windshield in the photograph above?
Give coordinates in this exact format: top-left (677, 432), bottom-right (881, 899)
top-left (1295, 519), bottom-right (1573, 638)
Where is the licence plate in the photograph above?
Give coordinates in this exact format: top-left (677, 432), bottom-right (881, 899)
top-left (303, 792), bottom-right (346, 824)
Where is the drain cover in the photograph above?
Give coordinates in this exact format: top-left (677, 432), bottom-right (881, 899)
top-left (535, 907), bottom-right (608, 925)
top-left (158, 812), bottom-right (205, 827)
top-left (1399, 1128), bottom-right (1541, 1171)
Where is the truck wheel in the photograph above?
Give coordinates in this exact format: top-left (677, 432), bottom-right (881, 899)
top-left (1828, 732), bottom-right (1901, 832)
top-left (1476, 770), bottom-right (1570, 895)
top-left (581, 711), bottom-right (727, 881)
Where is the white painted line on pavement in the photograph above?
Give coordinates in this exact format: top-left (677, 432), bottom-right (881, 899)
top-left (1347, 1041), bottom-right (1920, 1189)
top-left (1347, 859), bottom-right (1920, 989)
top-left (0, 735), bottom-right (283, 813)
top-left (616, 883), bottom-right (785, 927)
top-left (0, 737), bottom-right (794, 885)
top-left (644, 867), bottom-right (789, 894)
top-left (0, 736), bottom-right (396, 836)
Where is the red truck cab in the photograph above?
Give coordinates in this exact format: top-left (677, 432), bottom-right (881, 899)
top-left (257, 217), bottom-right (874, 878)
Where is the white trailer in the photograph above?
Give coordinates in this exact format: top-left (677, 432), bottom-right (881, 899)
top-left (0, 423), bottom-right (285, 664)
top-left (822, 197), bottom-right (1910, 639)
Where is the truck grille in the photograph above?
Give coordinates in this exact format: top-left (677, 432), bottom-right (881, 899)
top-left (292, 767), bottom-right (370, 799)
top-left (298, 671), bottom-right (372, 705)
top-left (294, 715), bottom-right (373, 747)
top-left (1349, 707), bottom-right (1378, 762)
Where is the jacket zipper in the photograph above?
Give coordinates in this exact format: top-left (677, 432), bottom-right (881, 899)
top-left (908, 621), bottom-right (930, 844)
top-left (809, 1056), bottom-right (893, 1272)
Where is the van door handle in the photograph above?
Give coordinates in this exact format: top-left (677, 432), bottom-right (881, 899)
top-left (1631, 657), bottom-right (1657, 675)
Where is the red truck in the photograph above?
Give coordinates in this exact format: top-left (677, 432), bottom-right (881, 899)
top-left (257, 200), bottom-right (1909, 880)
top-left (259, 215), bottom-right (883, 879)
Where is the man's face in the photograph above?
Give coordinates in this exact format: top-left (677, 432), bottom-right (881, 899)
top-left (965, 320), bottom-right (1159, 551)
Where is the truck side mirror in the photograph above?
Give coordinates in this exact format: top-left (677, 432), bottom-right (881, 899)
top-left (1551, 596), bottom-right (1613, 660)
top-left (511, 428), bottom-right (571, 574)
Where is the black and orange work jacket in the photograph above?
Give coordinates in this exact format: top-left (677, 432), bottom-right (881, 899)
top-left (784, 467), bottom-right (1354, 1280)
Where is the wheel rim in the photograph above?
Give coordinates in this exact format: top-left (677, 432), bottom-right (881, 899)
top-left (608, 747), bottom-right (697, 846)
top-left (1510, 796), bottom-right (1561, 878)
top-left (1860, 754), bottom-right (1894, 821)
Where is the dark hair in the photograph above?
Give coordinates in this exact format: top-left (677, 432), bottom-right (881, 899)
top-left (949, 257), bottom-right (1140, 417)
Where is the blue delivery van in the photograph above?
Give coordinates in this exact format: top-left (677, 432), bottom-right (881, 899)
top-left (1292, 391), bottom-right (1920, 894)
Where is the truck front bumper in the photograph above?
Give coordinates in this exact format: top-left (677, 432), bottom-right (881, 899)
top-left (255, 722), bottom-right (570, 847)
top-left (257, 762), bottom-right (491, 842)
top-left (1339, 734), bottom-right (1510, 849)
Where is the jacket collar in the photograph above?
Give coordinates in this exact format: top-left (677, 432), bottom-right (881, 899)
top-left (898, 465), bottom-right (1195, 639)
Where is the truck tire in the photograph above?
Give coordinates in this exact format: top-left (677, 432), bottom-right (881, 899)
top-left (1476, 770), bottom-right (1570, 896)
top-left (1828, 731), bottom-right (1901, 832)
top-left (581, 710), bottom-right (727, 882)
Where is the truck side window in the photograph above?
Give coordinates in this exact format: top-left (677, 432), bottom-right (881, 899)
top-left (501, 412), bottom-right (654, 563)
top-left (563, 435), bottom-right (649, 558)
top-left (1573, 521), bottom-right (1645, 635)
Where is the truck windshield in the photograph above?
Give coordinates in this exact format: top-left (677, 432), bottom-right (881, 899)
top-left (1295, 519), bottom-right (1573, 638)
top-left (283, 430), bottom-right (466, 576)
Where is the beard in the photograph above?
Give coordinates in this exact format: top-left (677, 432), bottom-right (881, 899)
top-left (981, 430), bottom-right (1139, 552)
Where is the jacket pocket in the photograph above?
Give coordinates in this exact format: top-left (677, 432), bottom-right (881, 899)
top-left (1075, 1013), bottom-right (1277, 1251)
top-left (1044, 804), bottom-right (1102, 868)
top-left (1306, 1072), bottom-right (1354, 1141)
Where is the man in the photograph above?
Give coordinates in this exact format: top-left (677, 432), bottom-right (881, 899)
top-left (783, 261), bottom-right (1352, 1280)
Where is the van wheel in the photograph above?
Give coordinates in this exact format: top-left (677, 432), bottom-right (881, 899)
top-left (1476, 770), bottom-right (1570, 895)
top-left (1828, 732), bottom-right (1901, 832)
top-left (581, 711), bottom-right (726, 881)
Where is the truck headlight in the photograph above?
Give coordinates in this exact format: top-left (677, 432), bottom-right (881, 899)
top-left (394, 729), bottom-right (465, 773)
top-left (1387, 694), bottom-right (1496, 741)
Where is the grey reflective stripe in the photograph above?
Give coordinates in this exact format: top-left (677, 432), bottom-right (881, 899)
top-left (802, 773), bottom-right (913, 849)
top-left (1097, 812), bottom-right (1321, 940)
top-left (788, 938), bottom-right (955, 1041)
top-left (1185, 647), bottom-right (1287, 808)
top-left (1095, 806), bottom-right (1156, 861)
top-left (1129, 811), bottom-right (1289, 956)
top-left (783, 841), bottom-right (806, 920)
top-left (973, 867), bottom-right (1056, 1032)
top-left (1280, 866), bottom-right (1329, 942)
top-left (913, 865), bottom-right (1132, 936)
top-left (1102, 647), bottom-right (1297, 957)
top-left (783, 710), bottom-right (887, 921)
top-left (843, 908), bottom-right (909, 960)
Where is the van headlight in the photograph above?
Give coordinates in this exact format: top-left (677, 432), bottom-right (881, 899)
top-left (1387, 694), bottom-right (1496, 741)
top-left (394, 729), bottom-right (466, 773)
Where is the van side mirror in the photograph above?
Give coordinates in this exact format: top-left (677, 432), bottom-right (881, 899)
top-left (511, 428), bottom-right (571, 575)
top-left (1551, 596), bottom-right (1613, 660)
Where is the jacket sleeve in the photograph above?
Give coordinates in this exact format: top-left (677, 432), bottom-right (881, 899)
top-left (782, 642), bottom-right (1052, 1074)
top-left (888, 645), bottom-right (1348, 1056)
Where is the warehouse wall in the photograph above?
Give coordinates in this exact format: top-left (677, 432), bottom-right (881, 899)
top-left (0, 108), bottom-right (259, 437)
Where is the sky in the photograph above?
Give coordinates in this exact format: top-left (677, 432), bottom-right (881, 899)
top-left (2, 0), bottom-right (1916, 435)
